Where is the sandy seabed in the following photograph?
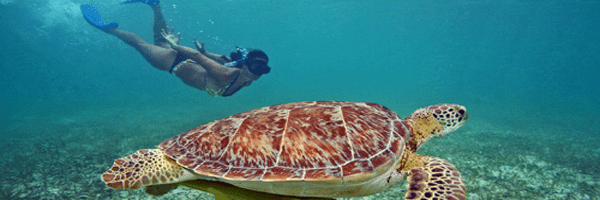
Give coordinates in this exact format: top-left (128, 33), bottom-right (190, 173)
top-left (2, 104), bottom-right (598, 200)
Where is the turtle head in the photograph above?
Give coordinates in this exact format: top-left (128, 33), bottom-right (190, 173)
top-left (405, 104), bottom-right (468, 150)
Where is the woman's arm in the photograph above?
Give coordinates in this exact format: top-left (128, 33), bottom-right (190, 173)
top-left (194, 38), bottom-right (231, 64)
top-left (161, 29), bottom-right (236, 78)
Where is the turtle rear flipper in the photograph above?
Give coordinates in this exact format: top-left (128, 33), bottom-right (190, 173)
top-left (405, 156), bottom-right (466, 200)
top-left (101, 149), bottom-right (198, 190)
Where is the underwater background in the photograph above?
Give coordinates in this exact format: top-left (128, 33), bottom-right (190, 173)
top-left (1, 0), bottom-right (599, 199)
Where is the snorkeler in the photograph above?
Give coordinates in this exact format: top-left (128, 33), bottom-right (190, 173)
top-left (80, 0), bottom-right (271, 97)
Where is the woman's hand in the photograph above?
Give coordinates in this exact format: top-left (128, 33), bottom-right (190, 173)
top-left (194, 38), bottom-right (206, 54)
top-left (160, 26), bottom-right (180, 47)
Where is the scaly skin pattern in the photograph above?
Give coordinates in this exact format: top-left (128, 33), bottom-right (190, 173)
top-left (405, 104), bottom-right (468, 151)
top-left (101, 149), bottom-right (197, 190)
top-left (404, 153), bottom-right (466, 200)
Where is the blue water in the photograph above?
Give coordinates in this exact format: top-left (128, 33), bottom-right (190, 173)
top-left (1, 0), bottom-right (599, 199)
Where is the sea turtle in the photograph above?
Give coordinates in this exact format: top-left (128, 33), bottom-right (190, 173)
top-left (102, 101), bottom-right (468, 200)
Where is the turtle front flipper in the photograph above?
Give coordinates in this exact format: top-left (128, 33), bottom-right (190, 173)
top-left (101, 149), bottom-right (199, 191)
top-left (404, 155), bottom-right (466, 200)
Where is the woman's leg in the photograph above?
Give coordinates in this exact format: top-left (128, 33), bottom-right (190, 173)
top-left (151, 4), bottom-right (171, 48)
top-left (108, 29), bottom-right (177, 71)
top-left (172, 63), bottom-right (208, 91)
top-left (81, 3), bottom-right (175, 71)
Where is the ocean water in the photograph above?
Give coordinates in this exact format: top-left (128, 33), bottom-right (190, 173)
top-left (1, 0), bottom-right (599, 199)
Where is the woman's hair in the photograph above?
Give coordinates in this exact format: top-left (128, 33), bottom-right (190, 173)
top-left (246, 50), bottom-right (269, 63)
top-left (246, 50), bottom-right (270, 75)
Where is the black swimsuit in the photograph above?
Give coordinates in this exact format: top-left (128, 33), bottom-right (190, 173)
top-left (169, 52), bottom-right (243, 97)
top-left (169, 52), bottom-right (188, 74)
top-left (221, 74), bottom-right (242, 97)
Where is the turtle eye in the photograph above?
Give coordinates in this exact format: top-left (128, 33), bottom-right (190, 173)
top-left (458, 108), bottom-right (468, 121)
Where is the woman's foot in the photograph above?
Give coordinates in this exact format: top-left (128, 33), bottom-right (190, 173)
top-left (121, 0), bottom-right (160, 5)
top-left (80, 4), bottom-right (118, 32)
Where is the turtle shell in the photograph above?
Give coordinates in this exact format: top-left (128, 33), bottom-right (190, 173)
top-left (158, 101), bottom-right (410, 197)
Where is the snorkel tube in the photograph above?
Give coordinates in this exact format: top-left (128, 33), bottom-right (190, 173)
top-left (224, 46), bottom-right (248, 68)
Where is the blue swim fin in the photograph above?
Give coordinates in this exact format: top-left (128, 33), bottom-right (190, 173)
top-left (121, 0), bottom-right (160, 5)
top-left (80, 4), bottom-right (118, 32)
